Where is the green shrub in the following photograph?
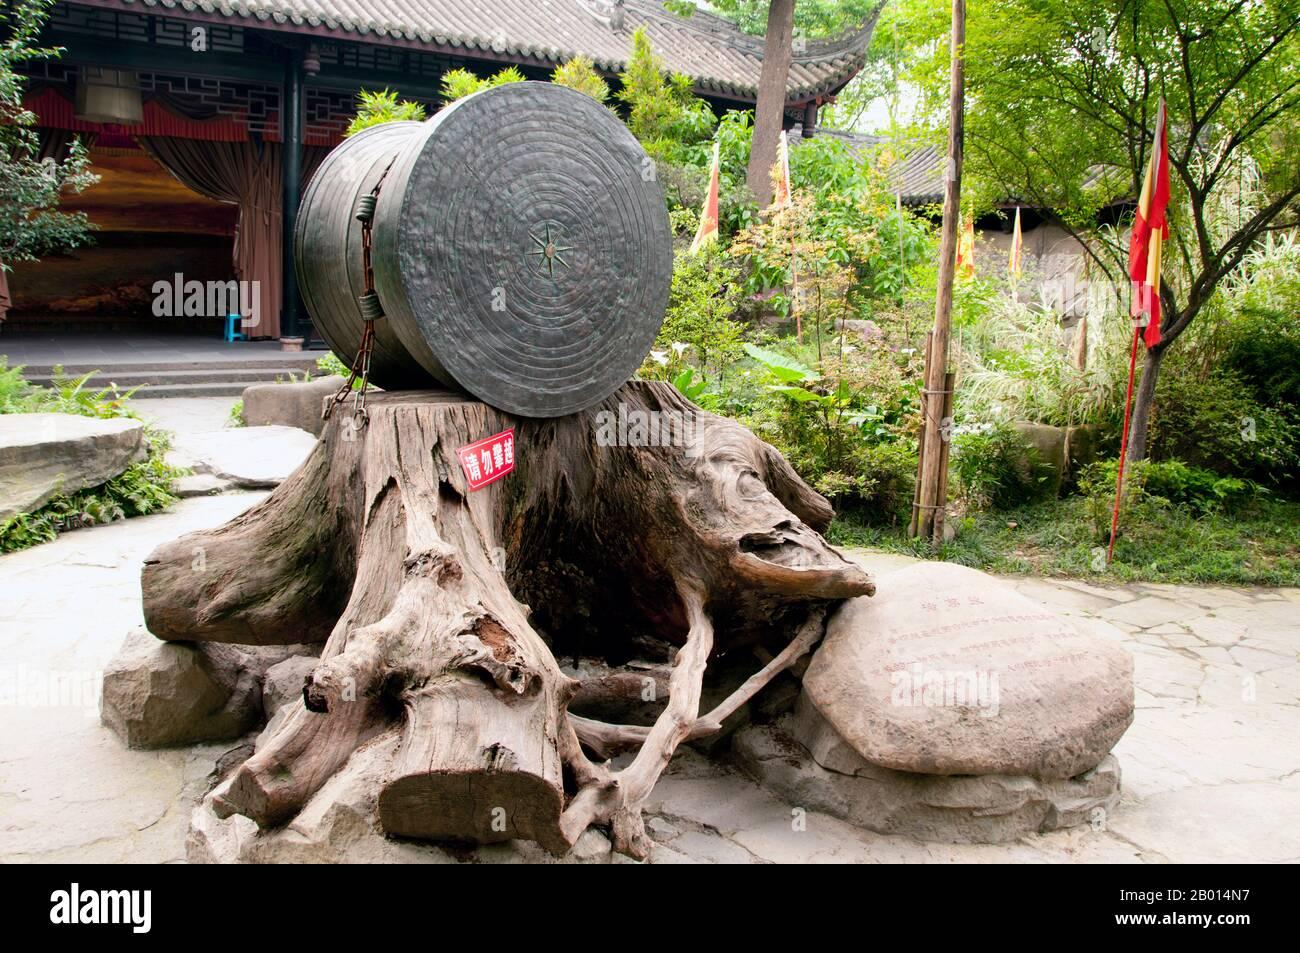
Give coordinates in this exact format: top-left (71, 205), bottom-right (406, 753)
top-left (643, 247), bottom-right (746, 380)
top-left (738, 338), bottom-right (918, 523)
top-left (1077, 457), bottom-right (1261, 546)
top-left (438, 66), bottom-right (524, 105)
top-left (551, 56), bottom-right (611, 103)
top-left (1150, 366), bottom-right (1299, 490)
top-left (344, 89), bottom-right (426, 137)
top-left (617, 27), bottom-right (716, 162)
top-left (950, 422), bottom-right (1053, 510)
top-left (0, 362), bottom-right (183, 551)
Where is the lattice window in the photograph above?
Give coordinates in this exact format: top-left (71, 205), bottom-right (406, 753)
top-left (48, 5), bottom-right (151, 42)
top-left (153, 16), bottom-right (244, 54)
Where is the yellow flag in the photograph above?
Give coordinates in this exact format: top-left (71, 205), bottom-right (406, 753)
top-left (689, 141), bottom-right (721, 254)
top-left (1008, 206), bottom-right (1023, 277)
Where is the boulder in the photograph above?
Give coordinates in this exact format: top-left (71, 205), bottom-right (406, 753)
top-left (170, 426), bottom-right (317, 489)
top-left (240, 376), bottom-right (346, 437)
top-left (0, 413), bottom-right (147, 521)
top-left (801, 562), bottom-right (1133, 780)
top-left (172, 473), bottom-right (230, 498)
top-left (733, 715), bottom-right (1121, 843)
top-left (1010, 421), bottom-right (1067, 497)
top-left (100, 628), bottom-right (321, 748)
top-left (1065, 423), bottom-right (1104, 480)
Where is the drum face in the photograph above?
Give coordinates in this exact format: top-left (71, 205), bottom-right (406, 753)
top-left (296, 82), bottom-right (673, 418)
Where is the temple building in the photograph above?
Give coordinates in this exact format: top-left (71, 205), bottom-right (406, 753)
top-left (4, 0), bottom-right (877, 344)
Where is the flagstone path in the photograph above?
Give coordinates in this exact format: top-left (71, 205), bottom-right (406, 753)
top-left (0, 397), bottom-right (1295, 863)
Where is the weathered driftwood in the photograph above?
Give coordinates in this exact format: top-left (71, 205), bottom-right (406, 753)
top-left (141, 381), bottom-right (872, 858)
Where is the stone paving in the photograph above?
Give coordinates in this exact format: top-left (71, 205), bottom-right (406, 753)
top-left (2, 491), bottom-right (1295, 863)
top-left (0, 394), bottom-right (1296, 863)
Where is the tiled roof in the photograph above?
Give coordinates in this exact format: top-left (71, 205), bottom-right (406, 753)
top-left (91, 0), bottom-right (879, 101)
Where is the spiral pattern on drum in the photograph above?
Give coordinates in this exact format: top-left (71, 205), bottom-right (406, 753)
top-left (379, 82), bottom-right (672, 418)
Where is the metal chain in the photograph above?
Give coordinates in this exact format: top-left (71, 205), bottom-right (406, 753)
top-left (323, 161), bottom-right (395, 430)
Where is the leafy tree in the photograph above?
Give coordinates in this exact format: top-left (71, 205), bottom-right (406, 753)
top-left (903, 0), bottom-right (1300, 461)
top-left (551, 56), bottom-right (611, 103)
top-left (706, 0), bottom-right (884, 38)
top-left (344, 88), bottom-right (426, 136)
top-left (617, 26), bottom-right (716, 161)
top-left (0, 0), bottom-right (97, 279)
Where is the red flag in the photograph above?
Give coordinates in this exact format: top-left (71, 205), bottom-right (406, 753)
top-left (1129, 100), bottom-right (1170, 348)
top-left (690, 140), bottom-right (720, 254)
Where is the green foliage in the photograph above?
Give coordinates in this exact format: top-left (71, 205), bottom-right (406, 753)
top-left (617, 27), bottom-right (716, 163)
top-left (344, 88), bottom-right (427, 137)
top-left (707, 0), bottom-right (884, 38)
top-left (1149, 365), bottom-right (1299, 490)
top-left (730, 137), bottom-right (934, 321)
top-left (0, 363), bottom-right (183, 552)
top-left (951, 422), bottom-right (1053, 510)
top-left (954, 289), bottom-right (1128, 429)
top-left (0, 361), bottom-right (140, 416)
top-left (896, 0), bottom-right (1300, 355)
top-left (646, 246), bottom-right (746, 378)
top-left (551, 56), bottom-right (611, 103)
top-left (0, 430), bottom-right (183, 553)
top-left (316, 351), bottom-right (350, 378)
top-left (739, 336), bottom-right (918, 522)
top-left (830, 495), bottom-right (1300, 587)
top-left (1, 0), bottom-right (98, 272)
top-left (228, 398), bottom-right (244, 428)
top-left (1077, 458), bottom-right (1262, 557)
top-left (439, 66), bottom-right (525, 105)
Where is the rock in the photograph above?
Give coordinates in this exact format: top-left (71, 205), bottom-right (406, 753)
top-left (732, 717), bottom-right (1121, 843)
top-left (801, 562), bottom-right (1134, 779)
top-left (190, 729), bottom-right (615, 864)
top-left (1011, 421), bottom-right (1066, 497)
top-left (0, 413), bottom-right (147, 521)
top-left (1065, 423), bottom-right (1103, 481)
top-left (170, 426), bottom-right (316, 489)
top-left (261, 655), bottom-right (320, 717)
top-left (835, 318), bottom-right (882, 344)
top-left (172, 473), bottom-right (230, 498)
top-left (100, 629), bottom-right (321, 748)
top-left (240, 376), bottom-right (346, 437)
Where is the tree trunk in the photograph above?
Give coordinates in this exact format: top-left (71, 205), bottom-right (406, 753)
top-left (746, 0), bottom-right (796, 206)
top-left (1125, 341), bottom-right (1166, 463)
top-left (141, 382), bottom-right (872, 858)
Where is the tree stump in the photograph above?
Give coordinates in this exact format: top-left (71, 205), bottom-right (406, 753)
top-left (141, 381), bottom-right (873, 858)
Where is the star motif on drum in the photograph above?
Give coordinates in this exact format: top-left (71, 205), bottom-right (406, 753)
top-left (526, 223), bottom-right (573, 278)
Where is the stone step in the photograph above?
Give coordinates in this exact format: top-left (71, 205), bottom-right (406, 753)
top-left (116, 381), bottom-right (267, 399)
top-left (22, 366), bottom-right (317, 389)
top-left (19, 355), bottom-right (321, 376)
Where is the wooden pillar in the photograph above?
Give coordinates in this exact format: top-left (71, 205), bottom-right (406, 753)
top-left (280, 48), bottom-right (303, 348)
top-left (802, 100), bottom-right (818, 137)
top-left (912, 0), bottom-right (965, 543)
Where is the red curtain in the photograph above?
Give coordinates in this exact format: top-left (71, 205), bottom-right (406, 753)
top-left (136, 136), bottom-right (284, 338)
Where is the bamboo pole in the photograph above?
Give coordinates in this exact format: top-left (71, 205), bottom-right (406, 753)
top-left (912, 0), bottom-right (965, 544)
top-left (908, 330), bottom-right (934, 538)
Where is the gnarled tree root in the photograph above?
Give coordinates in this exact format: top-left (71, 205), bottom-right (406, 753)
top-left (143, 382), bottom-right (873, 859)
